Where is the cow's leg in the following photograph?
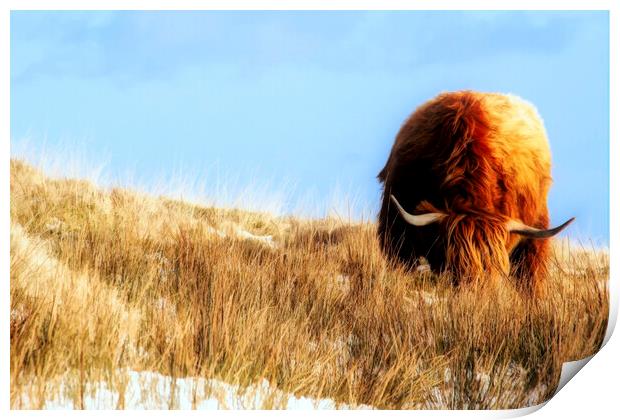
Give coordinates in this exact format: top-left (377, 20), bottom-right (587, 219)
top-left (509, 238), bottom-right (550, 297)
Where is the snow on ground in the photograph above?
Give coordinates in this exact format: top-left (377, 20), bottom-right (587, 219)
top-left (233, 228), bottom-right (275, 247)
top-left (420, 363), bottom-right (548, 409)
top-left (416, 264), bottom-right (431, 273)
top-left (20, 370), bottom-right (369, 409)
top-left (404, 290), bottom-right (445, 309)
top-left (206, 224), bottom-right (276, 248)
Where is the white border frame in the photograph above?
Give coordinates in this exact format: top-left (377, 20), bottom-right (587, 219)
top-left (2, 2), bottom-right (616, 419)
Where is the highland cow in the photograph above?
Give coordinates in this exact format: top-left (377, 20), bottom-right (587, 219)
top-left (377, 91), bottom-right (574, 296)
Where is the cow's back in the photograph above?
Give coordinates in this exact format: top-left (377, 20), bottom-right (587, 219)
top-left (479, 93), bottom-right (552, 225)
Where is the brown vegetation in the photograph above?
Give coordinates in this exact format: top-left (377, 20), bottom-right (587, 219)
top-left (10, 159), bottom-right (608, 409)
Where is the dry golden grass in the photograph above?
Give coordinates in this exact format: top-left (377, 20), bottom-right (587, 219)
top-left (10, 158), bottom-right (608, 409)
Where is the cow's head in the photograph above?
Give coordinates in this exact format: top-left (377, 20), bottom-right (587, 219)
top-left (389, 195), bottom-right (574, 285)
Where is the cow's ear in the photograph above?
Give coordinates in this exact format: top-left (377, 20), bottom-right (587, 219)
top-left (390, 195), bottom-right (446, 226)
top-left (507, 217), bottom-right (575, 239)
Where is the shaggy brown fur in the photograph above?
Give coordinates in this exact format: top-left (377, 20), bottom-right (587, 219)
top-left (378, 91), bottom-right (555, 296)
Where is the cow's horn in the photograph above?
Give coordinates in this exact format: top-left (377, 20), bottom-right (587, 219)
top-left (390, 195), bottom-right (446, 226)
top-left (507, 217), bottom-right (575, 239)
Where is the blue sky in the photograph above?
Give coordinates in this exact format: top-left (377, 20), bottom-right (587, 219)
top-left (10, 11), bottom-right (609, 244)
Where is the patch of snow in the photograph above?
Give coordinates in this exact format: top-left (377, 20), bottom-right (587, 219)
top-left (525, 383), bottom-right (547, 406)
top-left (21, 370), bottom-right (368, 409)
top-left (154, 297), bottom-right (175, 314)
top-left (405, 290), bottom-right (443, 307)
top-left (10, 305), bottom-right (28, 325)
top-left (416, 264), bottom-right (431, 273)
top-left (332, 274), bottom-right (350, 294)
top-left (420, 362), bottom-right (549, 409)
top-left (45, 217), bottom-right (64, 233)
top-left (234, 228), bottom-right (275, 248)
top-left (205, 226), bottom-right (227, 238)
top-left (205, 224), bottom-right (276, 248)
top-left (475, 371), bottom-right (491, 395)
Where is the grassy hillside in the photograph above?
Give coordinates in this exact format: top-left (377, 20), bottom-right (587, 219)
top-left (10, 159), bottom-right (608, 409)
